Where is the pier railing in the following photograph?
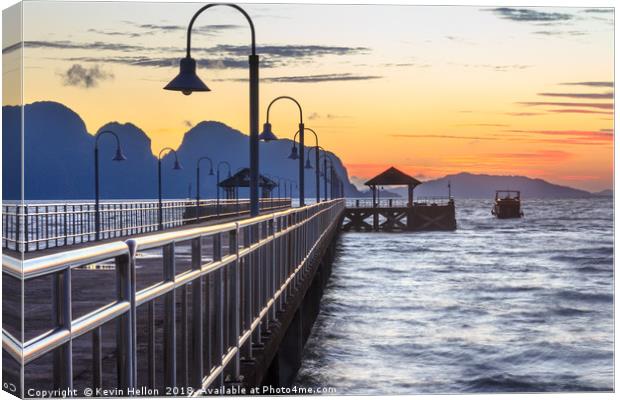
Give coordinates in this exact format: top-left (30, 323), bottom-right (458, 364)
top-left (346, 197), bottom-right (453, 208)
top-left (2, 198), bottom-right (291, 253)
top-left (2, 199), bottom-right (345, 396)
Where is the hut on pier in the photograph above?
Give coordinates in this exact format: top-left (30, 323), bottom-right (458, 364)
top-left (364, 166), bottom-right (422, 207)
top-left (218, 168), bottom-right (278, 199)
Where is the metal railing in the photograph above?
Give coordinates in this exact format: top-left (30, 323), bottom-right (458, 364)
top-left (346, 197), bottom-right (453, 208)
top-left (2, 198), bottom-right (291, 253)
top-left (2, 199), bottom-right (345, 397)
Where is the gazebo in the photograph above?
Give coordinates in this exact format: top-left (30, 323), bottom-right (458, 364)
top-left (218, 168), bottom-right (278, 199)
top-left (364, 166), bottom-right (422, 207)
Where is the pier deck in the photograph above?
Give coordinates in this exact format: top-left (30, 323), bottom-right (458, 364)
top-left (2, 199), bottom-right (345, 397)
top-left (343, 199), bottom-right (457, 232)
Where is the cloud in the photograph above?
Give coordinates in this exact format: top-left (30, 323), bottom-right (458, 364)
top-left (213, 44), bottom-right (370, 58)
top-left (392, 134), bottom-right (500, 141)
top-left (130, 22), bottom-right (242, 36)
top-left (184, 120), bottom-right (194, 128)
top-left (455, 123), bottom-right (510, 127)
top-left (532, 30), bottom-right (586, 36)
top-left (308, 112), bottom-right (320, 120)
top-left (88, 29), bottom-right (141, 38)
top-left (547, 109), bottom-right (612, 115)
top-left (60, 64), bottom-right (113, 88)
top-left (561, 81), bottom-right (613, 88)
top-left (65, 55), bottom-right (279, 69)
top-left (538, 91), bottom-right (613, 99)
top-left (582, 8), bottom-right (613, 13)
top-left (505, 112), bottom-right (543, 116)
top-left (217, 73), bottom-right (382, 83)
top-left (488, 7), bottom-right (573, 22)
top-left (506, 129), bottom-right (613, 142)
top-left (452, 62), bottom-right (531, 71)
top-left (518, 101), bottom-right (614, 110)
top-left (261, 73), bottom-right (382, 83)
top-left (491, 150), bottom-right (572, 161)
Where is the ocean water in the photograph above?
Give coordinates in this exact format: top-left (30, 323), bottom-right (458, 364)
top-left (295, 198), bottom-right (614, 394)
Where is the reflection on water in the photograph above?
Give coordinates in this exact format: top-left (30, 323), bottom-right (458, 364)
top-left (295, 198), bottom-right (613, 394)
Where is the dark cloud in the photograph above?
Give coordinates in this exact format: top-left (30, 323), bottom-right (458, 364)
top-left (506, 112), bottom-right (543, 116)
top-left (456, 123), bottom-right (510, 127)
top-left (532, 30), bottom-right (586, 36)
top-left (60, 64), bottom-right (113, 88)
top-left (488, 7), bottom-right (573, 22)
top-left (219, 73), bottom-right (381, 83)
top-left (561, 81), bottom-right (613, 88)
top-left (184, 120), bottom-right (194, 128)
top-left (131, 22), bottom-right (241, 35)
top-left (538, 91), bottom-right (613, 100)
top-left (505, 129), bottom-right (612, 143)
top-left (518, 101), bottom-right (613, 110)
top-left (65, 55), bottom-right (274, 69)
top-left (212, 44), bottom-right (370, 58)
top-left (392, 134), bottom-right (499, 141)
top-left (547, 109), bottom-right (613, 115)
top-left (582, 9), bottom-right (613, 13)
top-left (3, 40), bottom-right (150, 54)
top-left (88, 29), bottom-right (141, 38)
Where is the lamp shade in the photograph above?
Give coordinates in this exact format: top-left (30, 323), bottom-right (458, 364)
top-left (259, 122), bottom-right (278, 141)
top-left (173, 159), bottom-right (183, 170)
top-left (164, 57), bottom-right (210, 95)
top-left (305, 159), bottom-right (313, 169)
top-left (209, 168), bottom-right (214, 176)
top-left (288, 146), bottom-right (299, 160)
top-left (113, 146), bottom-right (127, 161)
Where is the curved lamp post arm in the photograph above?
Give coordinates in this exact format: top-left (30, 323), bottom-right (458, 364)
top-left (197, 156), bottom-right (214, 171)
top-left (186, 3), bottom-right (256, 57)
top-left (95, 130), bottom-right (122, 150)
top-left (158, 147), bottom-right (178, 161)
top-left (217, 160), bottom-right (232, 176)
top-left (265, 96), bottom-right (303, 123)
top-left (291, 128), bottom-right (318, 147)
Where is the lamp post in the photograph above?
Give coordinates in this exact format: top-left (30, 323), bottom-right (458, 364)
top-left (164, 3), bottom-right (260, 217)
top-left (288, 128), bottom-right (320, 203)
top-left (307, 144), bottom-right (325, 203)
top-left (216, 161), bottom-right (231, 215)
top-left (260, 96), bottom-right (305, 206)
top-left (319, 153), bottom-right (333, 201)
top-left (158, 148), bottom-right (182, 230)
top-left (196, 156), bottom-right (214, 222)
top-left (94, 130), bottom-right (127, 241)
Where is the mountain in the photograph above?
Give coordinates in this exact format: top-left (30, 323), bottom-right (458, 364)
top-left (2, 101), bottom-right (360, 200)
top-left (389, 172), bottom-right (596, 199)
top-left (592, 189), bottom-right (613, 197)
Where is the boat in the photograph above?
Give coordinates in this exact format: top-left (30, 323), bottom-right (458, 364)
top-left (492, 190), bottom-right (523, 218)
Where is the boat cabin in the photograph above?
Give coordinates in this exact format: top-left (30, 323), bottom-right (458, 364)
top-left (492, 190), bottom-right (523, 218)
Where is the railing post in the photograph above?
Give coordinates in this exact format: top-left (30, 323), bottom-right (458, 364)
top-left (163, 243), bottom-right (177, 389)
top-left (230, 223), bottom-right (241, 380)
top-left (116, 250), bottom-right (134, 391)
top-left (190, 237), bottom-right (204, 388)
top-left (52, 268), bottom-right (72, 392)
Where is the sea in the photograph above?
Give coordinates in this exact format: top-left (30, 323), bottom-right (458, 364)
top-left (294, 198), bottom-right (614, 394)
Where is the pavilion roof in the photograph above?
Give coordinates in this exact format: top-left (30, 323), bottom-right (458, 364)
top-left (218, 168), bottom-right (277, 189)
top-left (364, 166), bottom-right (422, 187)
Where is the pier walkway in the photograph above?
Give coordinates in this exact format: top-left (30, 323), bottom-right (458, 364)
top-left (2, 199), bottom-right (345, 397)
top-left (2, 198), bottom-right (291, 253)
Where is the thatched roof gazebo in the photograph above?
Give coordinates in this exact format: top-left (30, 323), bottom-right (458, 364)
top-left (364, 166), bottom-right (422, 207)
top-left (218, 168), bottom-right (277, 199)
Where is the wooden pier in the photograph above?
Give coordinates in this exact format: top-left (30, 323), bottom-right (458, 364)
top-left (342, 167), bottom-right (457, 232)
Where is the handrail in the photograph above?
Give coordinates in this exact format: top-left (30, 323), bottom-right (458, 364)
top-left (2, 199), bottom-right (346, 394)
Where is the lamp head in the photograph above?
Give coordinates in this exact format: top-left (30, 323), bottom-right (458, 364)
top-left (113, 146), bottom-right (127, 161)
top-left (209, 167), bottom-right (214, 176)
top-left (173, 159), bottom-right (183, 170)
top-left (259, 122), bottom-right (278, 141)
top-left (288, 145), bottom-right (299, 160)
top-left (164, 57), bottom-right (210, 95)
top-left (305, 158), bottom-right (313, 169)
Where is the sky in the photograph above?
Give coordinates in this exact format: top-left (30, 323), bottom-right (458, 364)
top-left (2, 1), bottom-right (615, 191)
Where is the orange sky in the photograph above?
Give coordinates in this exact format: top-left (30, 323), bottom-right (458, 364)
top-left (3, 2), bottom-right (614, 191)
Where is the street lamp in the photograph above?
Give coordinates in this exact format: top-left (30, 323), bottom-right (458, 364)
top-left (196, 156), bottom-right (214, 222)
top-left (260, 96), bottom-right (305, 206)
top-left (289, 128), bottom-right (320, 203)
top-left (94, 130), bottom-right (127, 241)
top-left (216, 161), bottom-right (231, 215)
top-left (158, 148), bottom-right (182, 230)
top-left (319, 153), bottom-right (334, 201)
top-left (164, 3), bottom-right (260, 217)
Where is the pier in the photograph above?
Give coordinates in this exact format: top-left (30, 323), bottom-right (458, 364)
top-left (342, 167), bottom-right (457, 232)
top-left (2, 199), bottom-right (344, 397)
